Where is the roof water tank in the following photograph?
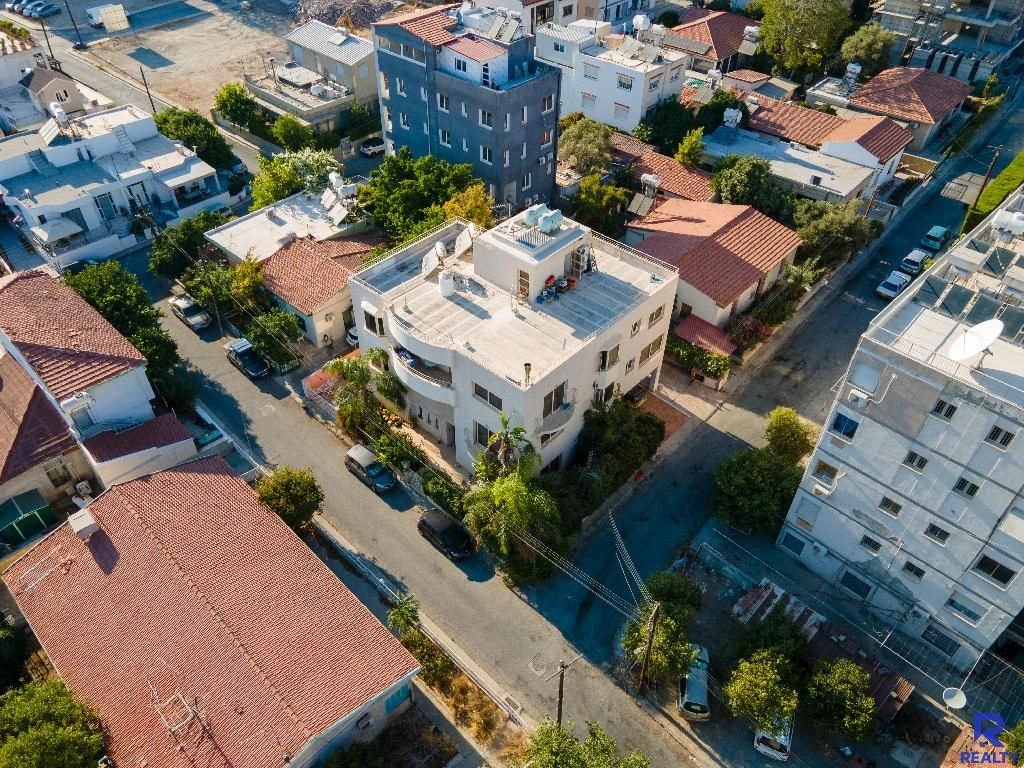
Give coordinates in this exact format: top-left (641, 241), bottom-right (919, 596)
top-left (68, 508), bottom-right (99, 541)
top-left (439, 270), bottom-right (456, 298)
top-left (633, 14), bottom-right (650, 30)
top-left (538, 209), bottom-right (563, 233)
top-left (524, 203), bottom-right (548, 226)
top-left (845, 62), bottom-right (862, 80)
top-left (1009, 212), bottom-right (1024, 236)
top-left (640, 173), bottom-right (661, 189)
top-left (993, 210), bottom-right (1014, 230)
top-left (743, 25), bottom-right (759, 40)
top-left (328, 171), bottom-right (344, 191)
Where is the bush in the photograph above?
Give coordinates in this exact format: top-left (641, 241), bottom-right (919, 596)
top-left (0, 625), bottom-right (25, 691)
top-left (256, 466), bottom-right (324, 531)
top-left (655, 9), bottom-right (679, 25)
top-left (665, 334), bottom-right (732, 378)
top-left (421, 472), bottom-right (466, 518)
top-left (227, 172), bottom-right (246, 196)
top-left (375, 370), bottom-right (407, 408)
top-left (763, 406), bottom-right (816, 465)
top-left (713, 448), bottom-right (803, 532)
top-left (401, 629), bottom-right (457, 694)
top-left (247, 309), bottom-right (302, 365)
top-left (574, 398), bottom-right (665, 498)
top-left (272, 114), bottom-right (314, 151)
top-left (738, 604), bottom-right (808, 670)
top-left (727, 314), bottom-right (773, 351)
top-left (373, 430), bottom-right (424, 471)
top-left (309, 131), bottom-right (341, 150)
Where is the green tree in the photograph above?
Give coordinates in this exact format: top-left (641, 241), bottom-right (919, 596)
top-left (229, 256), bottom-right (270, 313)
top-left (674, 127), bottom-right (705, 168)
top-left (154, 108), bottom-right (234, 169)
top-left (0, 681), bottom-right (103, 768)
top-left (324, 357), bottom-right (381, 437)
top-left (622, 611), bottom-right (696, 684)
top-left (272, 114), bottom-right (314, 151)
top-left (724, 649), bottom-right (799, 733)
top-left (793, 199), bottom-right (876, 263)
top-left (645, 570), bottom-right (703, 625)
top-left (523, 719), bottom-right (652, 768)
top-left (473, 411), bottom-right (533, 482)
top-left (127, 325), bottom-right (182, 383)
top-left (281, 147), bottom-right (340, 195)
top-left (1000, 721), bottom-right (1024, 760)
top-left (806, 658), bottom-right (876, 740)
top-left (696, 89), bottom-right (749, 133)
top-left (713, 448), bottom-right (803, 531)
top-left (148, 209), bottom-right (228, 279)
top-left (247, 309), bottom-right (302, 364)
top-left (342, 102), bottom-right (378, 141)
top-left (559, 111), bottom-right (586, 132)
top-left (250, 155), bottom-right (303, 209)
top-left (181, 259), bottom-right (233, 319)
top-left (357, 147), bottom-right (475, 241)
top-left (213, 82), bottom-right (260, 129)
top-left (840, 23), bottom-right (896, 76)
top-left (256, 465), bottom-right (324, 530)
top-left (756, 0), bottom-right (851, 73)
top-left (572, 174), bottom-right (630, 236)
top-left (387, 593), bottom-right (420, 638)
top-left (763, 406), bottom-right (816, 464)
top-left (558, 117), bottom-right (613, 175)
top-left (634, 99), bottom-right (698, 155)
top-left (711, 155), bottom-right (795, 224)
top-left (739, 604), bottom-right (808, 669)
top-left (442, 181), bottom-right (496, 229)
top-left (0, 625), bottom-right (24, 692)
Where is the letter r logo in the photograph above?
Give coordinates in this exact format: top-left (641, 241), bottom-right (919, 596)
top-left (975, 713), bottom-right (1005, 747)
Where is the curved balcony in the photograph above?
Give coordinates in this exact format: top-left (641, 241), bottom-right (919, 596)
top-left (392, 349), bottom-right (456, 407)
top-left (385, 308), bottom-right (455, 367)
top-left (536, 401), bottom-right (575, 437)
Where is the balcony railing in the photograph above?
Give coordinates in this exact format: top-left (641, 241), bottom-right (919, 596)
top-left (396, 351), bottom-right (453, 389)
top-left (537, 399), bottom-right (575, 435)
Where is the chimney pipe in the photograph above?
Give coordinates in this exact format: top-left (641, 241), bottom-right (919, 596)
top-left (524, 362), bottom-right (531, 386)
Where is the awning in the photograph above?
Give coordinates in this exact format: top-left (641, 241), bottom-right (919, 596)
top-left (30, 217), bottom-right (82, 243)
top-left (675, 314), bottom-right (737, 357)
top-left (157, 160), bottom-right (213, 189)
top-left (0, 489), bottom-right (57, 545)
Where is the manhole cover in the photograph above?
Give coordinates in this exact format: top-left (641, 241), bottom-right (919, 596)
top-left (528, 654), bottom-right (547, 676)
top-left (260, 404), bottom-right (275, 416)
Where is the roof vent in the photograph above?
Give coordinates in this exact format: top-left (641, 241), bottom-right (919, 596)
top-left (810, 175), bottom-right (822, 186)
top-left (68, 508), bottom-right (100, 541)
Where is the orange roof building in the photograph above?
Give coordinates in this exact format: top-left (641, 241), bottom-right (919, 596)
top-left (610, 133), bottom-right (715, 202)
top-left (663, 9), bottom-right (759, 71)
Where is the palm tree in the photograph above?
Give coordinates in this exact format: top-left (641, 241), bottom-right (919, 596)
top-left (325, 357), bottom-right (377, 437)
top-left (473, 411), bottom-right (534, 481)
top-left (387, 593), bottom-right (419, 638)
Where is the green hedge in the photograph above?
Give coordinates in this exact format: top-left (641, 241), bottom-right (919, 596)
top-left (963, 145), bottom-right (1024, 233)
top-left (665, 334), bottom-right (732, 378)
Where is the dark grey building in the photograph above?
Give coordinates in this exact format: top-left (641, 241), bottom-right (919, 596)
top-left (372, 4), bottom-right (560, 206)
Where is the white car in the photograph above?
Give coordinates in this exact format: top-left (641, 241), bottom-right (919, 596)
top-left (345, 326), bottom-right (359, 347)
top-left (876, 270), bottom-right (912, 300)
top-left (755, 716), bottom-right (795, 761)
top-left (168, 293), bottom-right (212, 332)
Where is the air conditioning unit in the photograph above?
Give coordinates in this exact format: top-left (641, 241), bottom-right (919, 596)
top-left (538, 156), bottom-right (546, 165)
top-left (546, 152), bottom-right (554, 162)
top-left (812, 483), bottom-right (832, 497)
top-left (848, 388), bottom-right (870, 406)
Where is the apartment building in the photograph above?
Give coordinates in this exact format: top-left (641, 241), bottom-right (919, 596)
top-left (372, 5), bottom-right (561, 206)
top-left (349, 206), bottom-right (678, 470)
top-left (535, 21), bottom-right (689, 132)
top-left (776, 190), bottom-right (1024, 671)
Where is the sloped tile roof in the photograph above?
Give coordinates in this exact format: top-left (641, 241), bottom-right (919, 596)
top-left (0, 353), bottom-right (76, 485)
top-left (631, 199), bottom-right (801, 306)
top-left (18, 67), bottom-right (74, 93)
top-left (725, 69), bottom-right (770, 83)
top-left (667, 9), bottom-right (757, 62)
top-left (611, 133), bottom-right (714, 201)
top-left (82, 413), bottom-right (192, 463)
top-left (285, 20), bottom-right (374, 66)
top-left (2, 456), bottom-right (418, 768)
top-left (374, 5), bottom-right (460, 46)
top-left (821, 116), bottom-right (912, 163)
top-left (0, 271), bottom-right (146, 401)
top-left (610, 132), bottom-right (658, 164)
top-left (675, 313), bottom-right (737, 356)
top-left (850, 67), bottom-right (970, 125)
top-left (445, 34), bottom-right (505, 62)
top-left (747, 95), bottom-right (846, 147)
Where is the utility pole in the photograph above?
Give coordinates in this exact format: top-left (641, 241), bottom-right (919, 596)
top-left (139, 67), bottom-right (157, 114)
top-left (60, 0), bottom-right (87, 50)
top-left (638, 602), bottom-right (660, 695)
top-left (38, 17), bottom-right (56, 63)
top-left (556, 660), bottom-right (567, 728)
top-left (973, 145), bottom-right (1002, 209)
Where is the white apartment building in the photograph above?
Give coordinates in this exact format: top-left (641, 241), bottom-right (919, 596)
top-left (777, 190), bottom-right (1024, 671)
top-left (535, 21), bottom-right (688, 132)
top-left (0, 105), bottom-right (229, 267)
top-left (348, 205), bottom-right (678, 470)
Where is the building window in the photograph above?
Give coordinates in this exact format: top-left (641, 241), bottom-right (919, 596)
top-left (522, 105), bottom-right (528, 124)
top-left (638, 334), bottom-right (663, 364)
top-left (480, 146), bottom-right (493, 164)
top-left (614, 102), bottom-right (629, 121)
top-left (543, 382), bottom-right (568, 418)
top-left (946, 593), bottom-right (984, 624)
top-left (562, 3), bottom-right (573, 15)
top-left (363, 310), bottom-right (383, 335)
top-left (473, 382), bottom-right (503, 411)
top-left (974, 554), bottom-right (1016, 586)
top-left (630, 319), bottom-right (641, 337)
top-left (924, 523), bottom-right (950, 544)
top-left (553, 42), bottom-right (566, 52)
top-left (932, 398), bottom-right (957, 420)
top-left (542, 454), bottom-right (563, 474)
top-left (780, 532), bottom-right (805, 555)
top-left (583, 63), bottom-right (599, 79)
top-left (812, 461), bottom-right (837, 483)
top-left (617, 74), bottom-right (633, 90)
top-left (420, 86), bottom-right (427, 101)
top-left (521, 142), bottom-right (528, 159)
top-left (879, 496), bottom-right (902, 517)
top-left (501, 112), bottom-right (510, 132)
top-left (902, 561), bottom-right (926, 581)
top-left (396, 77), bottom-right (407, 95)
top-left (859, 535), bottom-right (881, 554)
top-left (455, 58), bottom-right (468, 72)
top-left (94, 192), bottom-right (116, 220)
top-left (461, 101), bottom-right (467, 116)
top-left (648, 77), bottom-right (661, 92)
top-left (987, 425), bottom-right (1015, 448)
top-left (474, 421), bottom-right (493, 446)
top-left (625, 357), bottom-right (635, 373)
top-left (649, 305), bottom-right (664, 325)
top-left (42, 457), bottom-right (73, 486)
top-left (518, 270), bottom-right (530, 297)
top-left (903, 450), bottom-right (928, 471)
top-left (921, 624), bottom-right (960, 657)
top-left (423, 122), bottom-right (429, 134)
top-left (582, 92), bottom-right (597, 109)
top-left (479, 109), bottom-right (493, 129)
top-left (439, 129), bottom-right (451, 147)
top-left (503, 149), bottom-right (510, 167)
top-left (541, 129), bottom-right (552, 146)
top-left (399, 111), bottom-right (409, 129)
top-left (669, 67), bottom-right (681, 82)
top-left (954, 477), bottom-right (980, 498)
top-left (599, 344), bottom-right (619, 371)
top-left (542, 94), bottom-right (554, 113)
top-left (839, 570), bottom-right (872, 599)
top-left (55, 88), bottom-right (70, 102)
top-left (522, 172), bottom-right (532, 191)
top-left (438, 93), bottom-right (449, 111)
top-left (463, 138), bottom-right (468, 152)
top-left (830, 412), bottom-right (859, 440)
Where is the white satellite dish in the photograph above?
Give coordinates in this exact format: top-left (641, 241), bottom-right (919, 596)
top-left (948, 318), bottom-right (1003, 362)
top-left (942, 687), bottom-right (967, 709)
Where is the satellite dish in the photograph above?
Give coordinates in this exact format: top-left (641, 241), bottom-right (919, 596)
top-left (942, 687), bottom-right (967, 709)
top-left (948, 319), bottom-right (1003, 362)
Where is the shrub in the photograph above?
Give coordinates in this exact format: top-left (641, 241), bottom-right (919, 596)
top-left (665, 334), bottom-right (732, 378)
top-left (738, 604), bottom-right (808, 670)
top-left (727, 314), bottom-right (773, 350)
top-left (309, 131), bottom-right (341, 150)
top-left (422, 472), bottom-right (466, 518)
top-left (402, 629), bottom-right (457, 693)
top-left (247, 309), bottom-right (302, 365)
top-left (0, 625), bottom-right (25, 691)
top-left (763, 406), bottom-right (816, 465)
top-left (373, 430), bottom-right (425, 472)
top-left (375, 370), bottom-right (407, 408)
top-left (256, 466), bottom-right (324, 531)
top-left (227, 172), bottom-right (246, 196)
top-left (713, 448), bottom-right (803, 532)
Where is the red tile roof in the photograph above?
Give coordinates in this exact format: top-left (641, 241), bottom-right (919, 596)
top-left (674, 314), bottom-right (737, 356)
top-left (667, 9), bottom-right (757, 62)
top-left (821, 116), bottom-right (913, 163)
top-left (850, 67), bottom-right (970, 125)
top-left (610, 132), bottom-right (658, 163)
top-left (611, 133), bottom-right (714, 202)
top-left (0, 353), bottom-right (76, 485)
top-left (725, 69), bottom-right (769, 83)
top-left (0, 271), bottom-right (146, 401)
top-left (375, 5), bottom-right (459, 46)
top-left (3, 457), bottom-right (418, 768)
top-left (747, 95), bottom-right (846, 147)
top-left (82, 413), bottom-right (192, 463)
top-left (445, 34), bottom-right (505, 62)
top-left (631, 199), bottom-right (801, 306)
top-left (263, 237), bottom-right (360, 314)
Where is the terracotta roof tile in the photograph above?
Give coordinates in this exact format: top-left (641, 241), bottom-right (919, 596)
top-left (82, 413), bottom-right (192, 463)
top-left (850, 67), bottom-right (970, 125)
top-left (2, 457), bottom-right (418, 768)
top-left (631, 199), bottom-right (801, 306)
top-left (725, 69), bottom-right (770, 83)
top-left (0, 271), bottom-right (146, 401)
top-left (262, 236), bottom-right (366, 314)
top-left (375, 5), bottom-right (459, 46)
top-left (445, 34), bottom-right (505, 62)
top-left (611, 133), bottom-right (714, 201)
top-left (821, 116), bottom-right (912, 163)
top-left (747, 95), bottom-right (846, 147)
top-left (610, 132), bottom-right (658, 164)
top-left (0, 353), bottom-right (77, 485)
top-left (666, 9), bottom-right (757, 62)
top-left (674, 313), bottom-right (737, 356)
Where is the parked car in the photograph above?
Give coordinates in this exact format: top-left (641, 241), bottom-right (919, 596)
top-left (12, 0), bottom-right (38, 11)
top-left (898, 248), bottom-right (929, 276)
top-left (17, 1), bottom-right (45, 13)
top-left (920, 225), bottom-right (952, 252)
top-left (359, 137), bottom-right (386, 157)
top-left (224, 338), bottom-right (270, 378)
top-left (754, 716), bottom-right (795, 761)
top-left (677, 644), bottom-right (710, 721)
top-left (228, 154), bottom-right (247, 175)
top-left (63, 258), bottom-right (103, 276)
top-left (344, 326), bottom-right (359, 348)
top-left (345, 444), bottom-right (397, 493)
top-left (876, 270), bottom-right (912, 300)
top-left (32, 4), bottom-right (60, 15)
top-left (417, 508), bottom-right (475, 560)
top-left (168, 293), bottom-right (212, 332)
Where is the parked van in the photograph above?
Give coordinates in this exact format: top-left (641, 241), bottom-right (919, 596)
top-left (898, 248), bottom-right (928, 276)
top-left (754, 716), bottom-right (795, 761)
top-left (345, 444), bottom-right (397, 493)
top-left (677, 644), bottom-right (710, 721)
top-left (86, 4), bottom-right (114, 26)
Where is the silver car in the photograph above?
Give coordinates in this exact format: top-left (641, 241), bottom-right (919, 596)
top-left (168, 293), bottom-right (212, 331)
top-left (876, 270), bottom-right (912, 300)
top-left (677, 643), bottom-right (710, 721)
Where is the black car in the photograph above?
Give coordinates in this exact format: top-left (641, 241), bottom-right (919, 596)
top-left (224, 338), bottom-right (270, 378)
top-left (417, 509), bottom-right (474, 560)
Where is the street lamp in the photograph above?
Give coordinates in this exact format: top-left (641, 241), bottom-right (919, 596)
top-left (60, 0), bottom-right (88, 50)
